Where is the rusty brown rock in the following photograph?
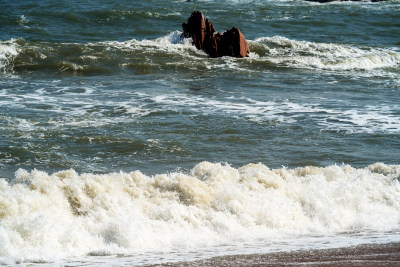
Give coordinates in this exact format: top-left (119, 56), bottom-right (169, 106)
top-left (182, 11), bottom-right (207, 50)
top-left (219, 27), bottom-right (250, 58)
top-left (182, 11), bottom-right (250, 58)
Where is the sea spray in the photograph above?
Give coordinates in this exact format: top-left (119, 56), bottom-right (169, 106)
top-left (1, 162), bottom-right (399, 263)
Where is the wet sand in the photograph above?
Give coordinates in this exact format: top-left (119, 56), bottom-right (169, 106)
top-left (154, 243), bottom-right (400, 266)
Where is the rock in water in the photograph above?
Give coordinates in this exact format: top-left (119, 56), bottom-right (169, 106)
top-left (182, 11), bottom-right (250, 58)
top-left (182, 11), bottom-right (208, 50)
top-left (219, 27), bottom-right (250, 58)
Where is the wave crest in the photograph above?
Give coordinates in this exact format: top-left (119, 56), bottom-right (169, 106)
top-left (0, 39), bottom-right (20, 73)
top-left (2, 34), bottom-right (399, 76)
top-left (1, 162), bottom-right (399, 262)
top-left (253, 36), bottom-right (400, 71)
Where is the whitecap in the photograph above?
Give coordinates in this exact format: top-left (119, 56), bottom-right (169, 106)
top-left (0, 39), bottom-right (19, 73)
top-left (0, 162), bottom-right (399, 264)
top-left (254, 35), bottom-right (400, 71)
top-left (18, 15), bottom-right (30, 26)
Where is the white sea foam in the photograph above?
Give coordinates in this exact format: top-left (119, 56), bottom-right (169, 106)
top-left (5, 33), bottom-right (399, 76)
top-left (0, 39), bottom-right (19, 73)
top-left (0, 162), bottom-right (399, 264)
top-left (101, 31), bottom-right (200, 56)
top-left (1, 35), bottom-right (399, 134)
top-left (2, 79), bottom-right (399, 134)
top-left (149, 93), bottom-right (400, 133)
top-left (253, 36), bottom-right (400, 71)
top-left (18, 15), bottom-right (30, 28)
top-left (111, 33), bottom-right (400, 74)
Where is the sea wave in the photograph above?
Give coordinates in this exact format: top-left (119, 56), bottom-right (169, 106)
top-left (1, 33), bottom-right (399, 76)
top-left (0, 39), bottom-right (19, 73)
top-left (0, 162), bottom-right (399, 263)
top-left (252, 36), bottom-right (400, 71)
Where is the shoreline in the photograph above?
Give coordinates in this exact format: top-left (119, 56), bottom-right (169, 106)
top-left (153, 242), bottom-right (400, 266)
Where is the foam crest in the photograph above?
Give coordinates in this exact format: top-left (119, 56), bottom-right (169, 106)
top-left (102, 31), bottom-right (199, 55)
top-left (3, 34), bottom-right (400, 75)
top-left (18, 15), bottom-right (30, 28)
top-left (0, 39), bottom-right (19, 73)
top-left (0, 32), bottom-right (201, 75)
top-left (254, 36), bottom-right (400, 71)
top-left (1, 162), bottom-right (399, 263)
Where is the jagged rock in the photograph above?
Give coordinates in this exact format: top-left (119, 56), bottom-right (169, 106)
top-left (220, 27), bottom-right (250, 58)
top-left (182, 11), bottom-right (205, 50)
top-left (182, 11), bottom-right (250, 58)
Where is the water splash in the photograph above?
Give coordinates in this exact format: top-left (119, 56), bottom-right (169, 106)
top-left (1, 162), bottom-right (399, 263)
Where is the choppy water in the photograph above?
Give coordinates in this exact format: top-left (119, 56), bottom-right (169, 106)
top-left (1, 0), bottom-right (400, 265)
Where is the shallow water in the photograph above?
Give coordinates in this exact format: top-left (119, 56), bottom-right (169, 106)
top-left (1, 0), bottom-right (400, 265)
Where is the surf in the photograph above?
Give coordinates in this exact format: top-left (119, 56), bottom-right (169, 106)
top-left (1, 162), bottom-right (399, 264)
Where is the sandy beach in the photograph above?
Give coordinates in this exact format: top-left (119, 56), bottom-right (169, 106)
top-left (154, 243), bottom-right (400, 266)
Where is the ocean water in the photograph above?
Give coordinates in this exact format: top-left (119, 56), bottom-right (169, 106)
top-left (1, 0), bottom-right (400, 265)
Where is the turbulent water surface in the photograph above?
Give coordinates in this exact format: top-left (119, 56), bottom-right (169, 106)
top-left (1, 0), bottom-right (400, 265)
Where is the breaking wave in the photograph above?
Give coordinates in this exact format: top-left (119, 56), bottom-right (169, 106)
top-left (1, 162), bottom-right (399, 263)
top-left (1, 33), bottom-right (399, 76)
top-left (251, 36), bottom-right (400, 71)
top-left (0, 39), bottom-right (19, 73)
top-left (0, 32), bottom-right (205, 76)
